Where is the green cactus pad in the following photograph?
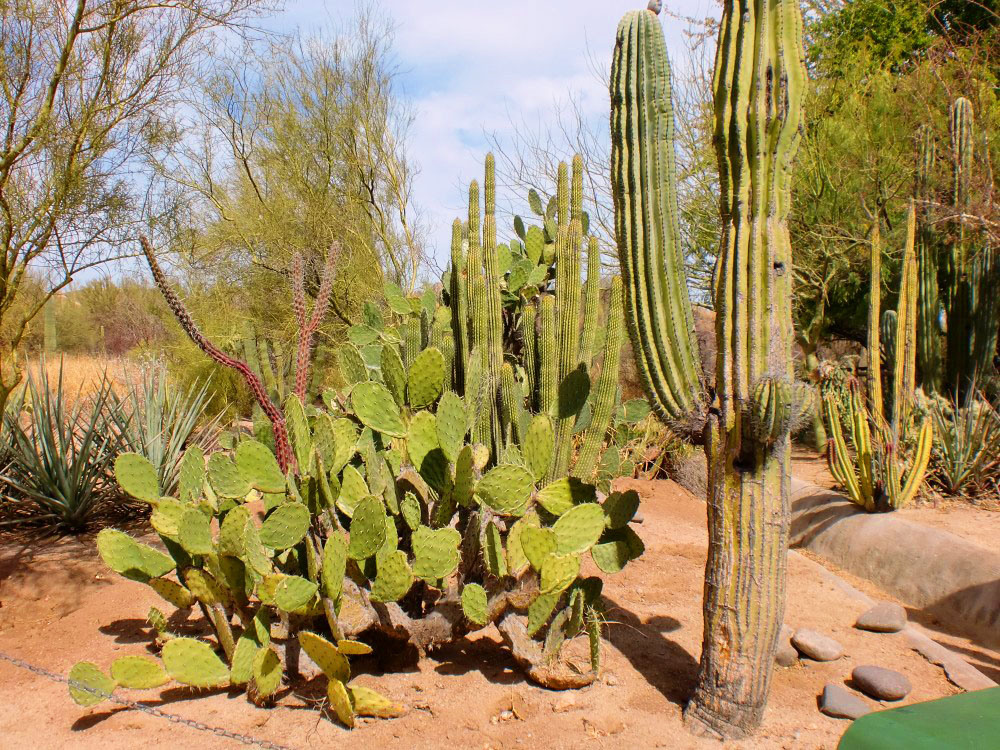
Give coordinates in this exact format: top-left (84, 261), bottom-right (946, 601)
top-left (252, 645), bottom-right (282, 697)
top-left (97, 529), bottom-right (174, 581)
top-left (435, 391), bottom-right (467, 462)
top-left (177, 507), bottom-right (213, 556)
top-left (337, 640), bottom-right (373, 656)
top-left (216, 556), bottom-right (246, 599)
top-left (336, 465), bottom-right (369, 517)
top-left (551, 502), bottom-right (605, 554)
top-left (330, 418), bottom-right (359, 475)
top-left (506, 513), bottom-right (540, 575)
top-left (406, 410), bottom-right (439, 471)
top-left (68, 662), bottom-right (116, 707)
top-left (161, 637), bottom-right (230, 688)
top-left (476, 464), bottom-right (533, 516)
top-left (452, 445), bottom-right (476, 508)
top-left (217, 506), bottom-right (250, 557)
top-left (484, 521), bottom-right (507, 578)
top-left (284, 394), bottom-right (313, 469)
top-left (347, 496), bottom-right (387, 560)
top-left (602, 489), bottom-right (640, 529)
top-left (258, 502), bottom-right (310, 549)
top-left (299, 631), bottom-right (350, 683)
top-left (114, 453), bottom-right (159, 503)
top-left (338, 343), bottom-right (369, 385)
top-left (380, 344), bottom-right (407, 406)
top-left (311, 413), bottom-right (337, 468)
top-left (461, 583), bottom-right (489, 625)
top-left (327, 677), bottom-right (355, 728)
top-left (540, 552), bottom-right (580, 595)
top-left (147, 607), bottom-right (169, 636)
top-left (207, 453), bottom-right (251, 499)
top-left (150, 498), bottom-right (188, 539)
top-left (177, 446), bottom-right (205, 503)
top-left (536, 476), bottom-right (596, 516)
top-left (527, 592), bottom-right (560, 637)
top-left (182, 568), bottom-right (229, 606)
top-left (352, 382), bottom-right (406, 437)
top-left (322, 531), bottom-right (348, 601)
top-left (412, 525), bottom-right (461, 581)
top-left (519, 526), bottom-right (557, 571)
top-left (383, 280), bottom-right (412, 315)
top-left (400, 491), bottom-right (422, 530)
top-left (274, 575), bottom-right (319, 612)
top-left (242, 520), bottom-right (272, 576)
top-left (149, 577), bottom-right (194, 608)
top-left (110, 655), bottom-right (169, 689)
top-left (406, 347), bottom-right (445, 408)
top-left (235, 440), bottom-right (285, 494)
top-left (523, 415), bottom-right (555, 481)
top-left (370, 549), bottom-right (414, 602)
top-left (230, 636), bottom-right (257, 686)
top-left (590, 527), bottom-right (645, 573)
top-left (348, 685), bottom-right (406, 718)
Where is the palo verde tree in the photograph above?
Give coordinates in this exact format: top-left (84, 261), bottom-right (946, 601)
top-left (611, 0), bottom-right (807, 738)
top-left (0, 0), bottom-right (270, 416)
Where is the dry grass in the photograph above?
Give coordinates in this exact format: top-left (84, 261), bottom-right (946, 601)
top-left (23, 354), bottom-right (143, 407)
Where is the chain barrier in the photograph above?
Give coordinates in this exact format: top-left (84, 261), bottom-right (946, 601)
top-left (0, 650), bottom-right (294, 750)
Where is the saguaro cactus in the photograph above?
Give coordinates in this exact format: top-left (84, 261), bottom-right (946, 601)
top-left (611, 1), bottom-right (806, 737)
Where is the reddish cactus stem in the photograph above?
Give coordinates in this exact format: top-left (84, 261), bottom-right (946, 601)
top-left (292, 244), bottom-right (338, 402)
top-left (139, 236), bottom-right (295, 474)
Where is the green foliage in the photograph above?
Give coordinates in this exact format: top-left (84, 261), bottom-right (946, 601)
top-left (925, 392), bottom-right (1000, 497)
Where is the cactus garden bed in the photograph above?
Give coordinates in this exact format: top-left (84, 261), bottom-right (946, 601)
top-left (0, 478), bottom-right (976, 750)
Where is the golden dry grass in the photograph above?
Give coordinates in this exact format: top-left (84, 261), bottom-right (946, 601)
top-left (23, 354), bottom-right (142, 406)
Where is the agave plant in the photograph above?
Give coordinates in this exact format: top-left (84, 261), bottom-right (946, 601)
top-left (105, 364), bottom-right (219, 497)
top-left (926, 392), bottom-right (1000, 498)
top-left (0, 362), bottom-right (129, 530)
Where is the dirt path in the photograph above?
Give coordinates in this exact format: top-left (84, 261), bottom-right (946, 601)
top-left (0, 479), bottom-right (976, 750)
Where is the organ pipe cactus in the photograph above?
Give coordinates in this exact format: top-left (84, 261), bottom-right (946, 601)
top-left (610, 2), bottom-right (807, 737)
top-left (915, 127), bottom-right (942, 392)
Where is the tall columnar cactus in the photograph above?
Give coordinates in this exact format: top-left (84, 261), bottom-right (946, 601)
top-left (915, 127), bottom-right (942, 392)
top-left (611, 2), bottom-right (806, 736)
top-left (140, 236), bottom-right (294, 473)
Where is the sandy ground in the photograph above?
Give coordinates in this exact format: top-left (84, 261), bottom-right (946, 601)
top-left (2, 476), bottom-right (990, 750)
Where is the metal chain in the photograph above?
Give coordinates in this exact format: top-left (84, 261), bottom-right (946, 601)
top-left (0, 650), bottom-right (294, 750)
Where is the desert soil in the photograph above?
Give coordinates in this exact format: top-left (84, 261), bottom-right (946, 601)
top-left (0, 475), bottom-right (992, 750)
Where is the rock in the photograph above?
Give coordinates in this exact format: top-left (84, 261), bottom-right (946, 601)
top-left (792, 629), bottom-right (844, 661)
top-left (775, 624), bottom-right (798, 667)
top-left (819, 683), bottom-right (871, 720)
top-left (852, 665), bottom-right (912, 701)
top-left (855, 602), bottom-right (907, 633)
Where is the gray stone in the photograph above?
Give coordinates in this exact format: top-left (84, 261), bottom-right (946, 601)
top-left (855, 602), bottom-right (907, 633)
top-left (852, 665), bottom-right (912, 701)
top-left (819, 683), bottom-right (871, 720)
top-left (775, 624), bottom-right (798, 667)
top-left (791, 628), bottom-right (844, 661)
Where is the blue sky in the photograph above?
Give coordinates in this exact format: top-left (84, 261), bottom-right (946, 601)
top-left (262, 1), bottom-right (718, 269)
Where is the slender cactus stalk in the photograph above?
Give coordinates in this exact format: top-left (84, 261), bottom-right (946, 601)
top-left (292, 245), bottom-right (338, 403)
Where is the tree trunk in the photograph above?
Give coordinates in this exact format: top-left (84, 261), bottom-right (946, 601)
top-left (685, 422), bottom-right (790, 737)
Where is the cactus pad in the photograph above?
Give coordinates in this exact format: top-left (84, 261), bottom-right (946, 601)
top-left (590, 527), bottom-right (645, 573)
top-left (337, 465), bottom-right (369, 516)
top-left (347, 496), bottom-right (387, 560)
top-left (475, 464), bottom-right (533, 516)
top-left (400, 491), bottom-right (422, 530)
top-left (484, 521), bottom-right (507, 578)
top-left (352, 382), bottom-right (406, 437)
top-left (523, 415), bottom-right (555, 481)
top-left (540, 553), bottom-right (580, 594)
top-left (330, 418), bottom-right (359, 475)
top-left (258, 502), bottom-right (310, 549)
top-left (552, 502), bottom-right (605, 554)
top-left (461, 583), bottom-right (489, 625)
top-left (380, 343), bottom-right (407, 406)
top-left (527, 592), bottom-right (560, 637)
top-left (114, 453), bottom-right (159, 503)
top-left (412, 525), bottom-right (461, 581)
top-left (68, 662), bottom-right (116, 706)
top-left (178, 507), bottom-right (213, 556)
top-left (322, 531), bottom-right (348, 601)
top-left (110, 655), bottom-right (169, 689)
top-left (299, 631), bottom-right (350, 683)
top-left (97, 529), bottom-right (174, 581)
top-left (327, 678), bottom-right (355, 728)
top-left (252, 645), bottom-right (282, 697)
top-left (370, 549), bottom-right (414, 602)
top-left (536, 476), bottom-right (596, 516)
top-left (150, 498), bottom-right (188, 539)
top-left (406, 410), bottom-right (439, 471)
top-left (177, 446), bottom-right (205, 503)
top-left (274, 574), bottom-right (318, 612)
top-left (337, 640), bottom-right (373, 656)
top-left (235, 439), bottom-right (285, 494)
top-left (183, 568), bottom-right (229, 606)
top-left (218, 505), bottom-right (251, 557)
top-left (406, 347), bottom-right (446, 408)
top-left (338, 343), bottom-right (369, 385)
top-left (149, 577), bottom-right (195, 608)
top-left (207, 453), bottom-right (251, 499)
top-left (348, 685), bottom-right (406, 718)
top-left (602, 489), bottom-right (640, 529)
top-left (161, 637), bottom-right (230, 688)
top-left (452, 445), bottom-right (476, 507)
top-left (506, 512), bottom-right (540, 574)
top-left (519, 526), bottom-right (557, 571)
top-left (435, 391), bottom-right (467, 462)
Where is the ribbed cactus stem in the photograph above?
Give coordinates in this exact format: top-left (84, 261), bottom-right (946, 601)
top-left (610, 10), bottom-right (703, 429)
top-left (579, 236), bottom-right (601, 370)
top-left (499, 362), bottom-right (522, 448)
top-left (538, 295), bottom-right (557, 418)
top-left (521, 302), bottom-right (537, 405)
top-left (571, 154), bottom-right (583, 220)
top-left (402, 318), bottom-right (421, 368)
top-left (450, 220), bottom-right (469, 392)
top-left (550, 221), bottom-right (583, 480)
top-left (140, 236), bottom-right (293, 474)
top-left (556, 161), bottom-right (569, 227)
top-left (915, 127), bottom-right (942, 392)
top-left (573, 276), bottom-right (625, 480)
top-left (867, 222), bottom-right (884, 419)
top-left (895, 203), bottom-right (918, 430)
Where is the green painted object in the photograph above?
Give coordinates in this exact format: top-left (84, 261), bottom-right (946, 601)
top-left (838, 687), bottom-right (1000, 750)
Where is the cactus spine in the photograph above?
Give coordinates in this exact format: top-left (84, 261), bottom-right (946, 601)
top-left (611, 2), bottom-right (806, 736)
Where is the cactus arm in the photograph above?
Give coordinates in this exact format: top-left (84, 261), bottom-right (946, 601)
top-left (610, 9), bottom-right (704, 428)
top-left (292, 245), bottom-right (338, 403)
top-left (867, 222), bottom-right (884, 420)
top-left (551, 225), bottom-right (584, 478)
top-left (915, 127), bottom-right (942, 392)
top-left (140, 236), bottom-right (294, 474)
top-left (521, 302), bottom-right (538, 406)
top-left (824, 396), bottom-right (864, 507)
top-left (895, 417), bottom-right (933, 509)
top-left (538, 296), bottom-right (557, 418)
top-left (579, 236), bottom-right (601, 370)
top-left (573, 276), bottom-right (625, 480)
top-left (450, 220), bottom-right (470, 392)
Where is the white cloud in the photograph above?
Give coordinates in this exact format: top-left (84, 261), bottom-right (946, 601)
top-left (277, 0), bottom-right (719, 270)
